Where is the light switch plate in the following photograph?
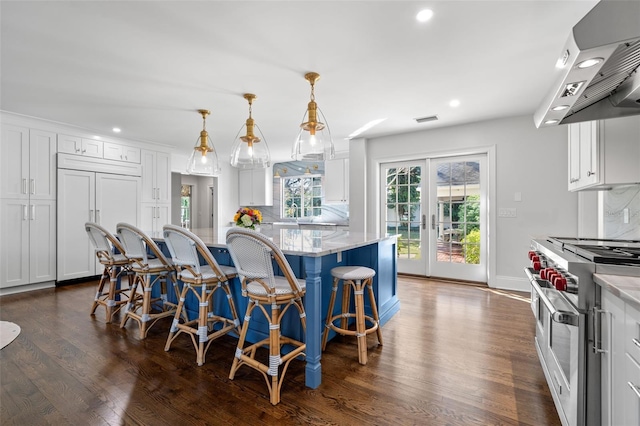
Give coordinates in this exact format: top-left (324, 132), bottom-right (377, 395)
top-left (498, 207), bottom-right (517, 218)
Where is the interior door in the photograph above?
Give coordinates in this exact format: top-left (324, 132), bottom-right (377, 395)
top-left (429, 155), bottom-right (487, 282)
top-left (381, 161), bottom-right (427, 275)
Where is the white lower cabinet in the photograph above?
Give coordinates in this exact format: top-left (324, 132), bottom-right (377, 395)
top-left (0, 199), bottom-right (56, 288)
top-left (601, 287), bottom-right (640, 426)
top-left (140, 202), bottom-right (170, 233)
top-left (57, 169), bottom-right (141, 281)
top-left (601, 288), bottom-right (626, 426)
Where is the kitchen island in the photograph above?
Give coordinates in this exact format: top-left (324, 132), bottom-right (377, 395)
top-left (155, 227), bottom-right (399, 389)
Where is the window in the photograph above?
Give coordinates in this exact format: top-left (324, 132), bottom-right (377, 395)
top-left (282, 176), bottom-right (322, 218)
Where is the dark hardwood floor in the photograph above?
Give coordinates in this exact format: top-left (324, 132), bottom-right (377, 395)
top-left (0, 276), bottom-right (560, 425)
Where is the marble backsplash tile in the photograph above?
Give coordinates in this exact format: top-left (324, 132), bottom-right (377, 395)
top-left (603, 185), bottom-right (640, 239)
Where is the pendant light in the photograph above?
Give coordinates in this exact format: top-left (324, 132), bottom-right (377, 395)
top-left (230, 94), bottom-right (271, 169)
top-left (187, 109), bottom-right (220, 176)
top-left (292, 72), bottom-right (335, 161)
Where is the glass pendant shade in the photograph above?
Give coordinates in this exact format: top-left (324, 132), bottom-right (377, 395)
top-left (230, 94), bottom-right (271, 169)
top-left (186, 109), bottom-right (221, 176)
top-left (292, 72), bottom-right (335, 161)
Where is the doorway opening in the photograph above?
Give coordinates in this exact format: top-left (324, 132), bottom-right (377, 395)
top-left (181, 185), bottom-right (192, 229)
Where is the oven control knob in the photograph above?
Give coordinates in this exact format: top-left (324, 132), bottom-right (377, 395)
top-left (540, 268), bottom-right (549, 280)
top-left (547, 270), bottom-right (559, 283)
top-left (533, 260), bottom-right (542, 271)
top-left (528, 251), bottom-right (537, 260)
top-left (553, 275), bottom-right (567, 291)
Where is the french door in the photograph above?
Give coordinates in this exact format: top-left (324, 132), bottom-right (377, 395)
top-left (382, 161), bottom-right (427, 275)
top-left (429, 155), bottom-right (486, 282)
top-left (381, 154), bottom-right (487, 282)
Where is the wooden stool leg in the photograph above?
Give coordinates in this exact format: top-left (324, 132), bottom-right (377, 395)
top-left (120, 275), bottom-right (140, 329)
top-left (230, 300), bottom-right (255, 380)
top-left (366, 278), bottom-right (383, 345)
top-left (91, 268), bottom-right (109, 317)
top-left (269, 304), bottom-right (282, 405)
top-left (340, 279), bottom-right (351, 331)
top-left (354, 279), bottom-right (368, 365)
top-left (197, 284), bottom-right (209, 366)
top-left (165, 283), bottom-right (189, 352)
top-left (139, 274), bottom-right (153, 339)
top-left (322, 277), bottom-right (340, 351)
top-left (105, 265), bottom-right (120, 323)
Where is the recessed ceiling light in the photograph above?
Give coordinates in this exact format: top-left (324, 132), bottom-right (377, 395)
top-left (112, 127), bottom-right (121, 133)
top-left (551, 105), bottom-right (569, 111)
top-left (544, 119), bottom-right (559, 125)
top-left (416, 9), bottom-right (433, 22)
top-left (449, 99), bottom-right (460, 108)
top-left (576, 57), bottom-right (603, 69)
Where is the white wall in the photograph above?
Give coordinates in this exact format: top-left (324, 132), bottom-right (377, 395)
top-left (357, 114), bottom-right (579, 291)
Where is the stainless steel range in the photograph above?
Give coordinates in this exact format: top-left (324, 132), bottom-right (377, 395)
top-left (524, 237), bottom-right (640, 426)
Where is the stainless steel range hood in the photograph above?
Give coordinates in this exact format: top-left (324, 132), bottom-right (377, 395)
top-left (534, 0), bottom-right (640, 128)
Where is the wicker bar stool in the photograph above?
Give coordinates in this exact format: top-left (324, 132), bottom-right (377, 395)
top-left (116, 223), bottom-right (180, 339)
top-left (85, 222), bottom-right (137, 323)
top-left (321, 266), bottom-right (383, 365)
top-left (162, 225), bottom-right (241, 366)
top-left (226, 228), bottom-right (306, 405)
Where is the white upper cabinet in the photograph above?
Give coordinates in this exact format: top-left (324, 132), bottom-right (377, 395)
top-left (1, 125), bottom-right (56, 200)
top-left (58, 134), bottom-right (103, 158)
top-left (324, 158), bottom-right (349, 203)
top-left (103, 141), bottom-right (141, 163)
top-left (238, 168), bottom-right (273, 206)
top-left (568, 116), bottom-right (640, 191)
top-left (141, 150), bottom-right (171, 204)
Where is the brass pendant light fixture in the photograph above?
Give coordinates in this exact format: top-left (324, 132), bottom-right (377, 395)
top-left (230, 94), bottom-right (270, 169)
top-left (186, 109), bottom-right (220, 176)
top-left (292, 72), bottom-right (335, 161)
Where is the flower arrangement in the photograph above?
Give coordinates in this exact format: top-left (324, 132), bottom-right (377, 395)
top-left (234, 207), bottom-right (262, 230)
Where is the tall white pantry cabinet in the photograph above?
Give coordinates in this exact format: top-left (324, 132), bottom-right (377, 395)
top-left (140, 150), bottom-right (171, 233)
top-left (0, 125), bottom-right (57, 290)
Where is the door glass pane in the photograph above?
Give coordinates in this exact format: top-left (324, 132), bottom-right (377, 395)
top-left (436, 160), bottom-right (481, 264)
top-left (385, 166), bottom-right (421, 260)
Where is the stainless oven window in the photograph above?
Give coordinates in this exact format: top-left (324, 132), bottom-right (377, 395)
top-left (550, 320), bottom-right (572, 382)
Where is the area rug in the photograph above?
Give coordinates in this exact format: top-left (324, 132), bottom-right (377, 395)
top-left (0, 321), bottom-right (21, 349)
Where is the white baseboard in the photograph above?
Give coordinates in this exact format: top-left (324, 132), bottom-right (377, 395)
top-left (0, 281), bottom-right (55, 297)
top-left (491, 275), bottom-right (530, 293)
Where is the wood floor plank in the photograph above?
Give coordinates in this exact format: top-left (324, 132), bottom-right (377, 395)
top-left (1, 276), bottom-right (561, 425)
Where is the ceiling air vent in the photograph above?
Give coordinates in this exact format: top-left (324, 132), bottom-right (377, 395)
top-left (415, 115), bottom-right (438, 123)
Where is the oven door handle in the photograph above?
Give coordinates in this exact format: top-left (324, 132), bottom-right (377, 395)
top-left (525, 267), bottom-right (580, 326)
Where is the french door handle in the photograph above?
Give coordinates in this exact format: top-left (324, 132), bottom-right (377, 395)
top-left (422, 214), bottom-right (426, 230)
top-left (431, 214), bottom-right (436, 230)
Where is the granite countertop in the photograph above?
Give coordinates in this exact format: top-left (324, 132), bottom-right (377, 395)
top-left (594, 273), bottom-right (640, 311)
top-left (155, 227), bottom-right (396, 257)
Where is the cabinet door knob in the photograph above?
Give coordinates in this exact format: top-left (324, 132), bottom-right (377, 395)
top-left (587, 171), bottom-right (595, 177)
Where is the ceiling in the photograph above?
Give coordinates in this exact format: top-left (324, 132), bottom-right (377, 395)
top-left (1, 1), bottom-right (599, 164)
